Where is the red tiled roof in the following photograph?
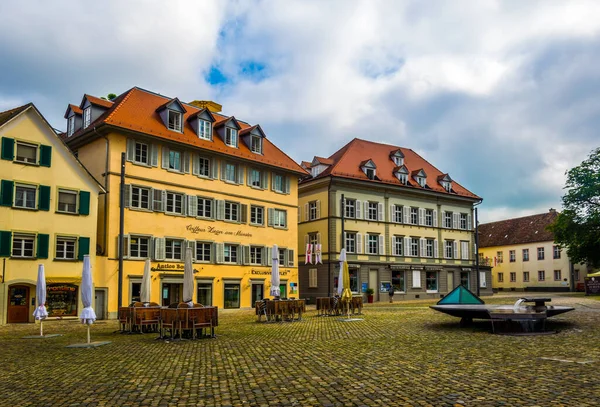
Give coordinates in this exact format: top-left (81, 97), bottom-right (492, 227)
top-left (83, 94), bottom-right (114, 109)
top-left (313, 156), bottom-right (333, 165)
top-left (68, 104), bottom-right (82, 115)
top-left (478, 211), bottom-right (558, 248)
top-left (301, 161), bottom-right (312, 169)
top-left (66, 87), bottom-right (307, 175)
top-left (0, 104), bottom-right (31, 127)
top-left (302, 138), bottom-right (479, 199)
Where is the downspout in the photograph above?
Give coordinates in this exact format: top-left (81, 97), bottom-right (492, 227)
top-left (474, 199), bottom-right (483, 296)
top-left (327, 178), bottom-right (332, 297)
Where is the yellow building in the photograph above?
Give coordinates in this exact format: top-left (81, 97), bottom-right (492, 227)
top-left (64, 88), bottom-right (305, 318)
top-left (298, 139), bottom-right (492, 302)
top-left (478, 210), bottom-right (591, 292)
top-left (0, 104), bottom-right (104, 324)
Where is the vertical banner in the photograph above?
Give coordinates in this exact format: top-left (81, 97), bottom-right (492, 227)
top-left (305, 244), bottom-right (313, 264)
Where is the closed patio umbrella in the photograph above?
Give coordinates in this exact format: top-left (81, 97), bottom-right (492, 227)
top-left (80, 255), bottom-right (97, 344)
top-left (270, 244), bottom-right (280, 298)
top-left (337, 249), bottom-right (346, 296)
top-left (340, 249), bottom-right (353, 318)
top-left (32, 264), bottom-right (48, 336)
top-left (140, 258), bottom-right (152, 304)
top-left (183, 247), bottom-right (194, 305)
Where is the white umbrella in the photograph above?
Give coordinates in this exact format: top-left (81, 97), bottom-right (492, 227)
top-left (140, 258), bottom-right (152, 304)
top-left (337, 249), bottom-right (346, 295)
top-left (183, 247), bottom-right (194, 305)
top-left (79, 255), bottom-right (96, 344)
top-left (270, 244), bottom-right (280, 297)
top-left (32, 264), bottom-right (48, 336)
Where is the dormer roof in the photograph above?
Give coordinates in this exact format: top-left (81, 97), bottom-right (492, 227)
top-left (312, 156), bottom-right (333, 166)
top-left (79, 94), bottom-right (114, 110)
top-left (214, 116), bottom-right (241, 130)
top-left (64, 104), bottom-right (83, 118)
top-left (186, 107), bottom-right (216, 123)
top-left (155, 97), bottom-right (187, 114)
top-left (301, 161), bottom-right (312, 169)
top-left (411, 169), bottom-right (427, 178)
top-left (239, 124), bottom-right (266, 138)
top-left (390, 149), bottom-right (405, 159)
top-left (438, 173), bottom-right (452, 182)
top-left (359, 159), bottom-right (376, 168)
top-left (393, 165), bottom-right (409, 174)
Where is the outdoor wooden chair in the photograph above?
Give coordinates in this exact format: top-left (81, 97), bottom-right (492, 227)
top-left (189, 307), bottom-right (214, 339)
top-left (118, 307), bottom-right (131, 332)
top-left (160, 309), bottom-right (180, 339)
top-left (135, 308), bottom-right (160, 333)
top-left (256, 299), bottom-right (269, 322)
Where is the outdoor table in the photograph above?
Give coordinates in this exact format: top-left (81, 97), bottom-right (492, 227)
top-left (255, 299), bottom-right (306, 322)
top-left (316, 296), bottom-right (363, 316)
top-left (160, 306), bottom-right (218, 339)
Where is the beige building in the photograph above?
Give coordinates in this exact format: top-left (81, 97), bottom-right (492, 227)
top-left (298, 138), bottom-right (492, 303)
top-left (478, 210), bottom-right (591, 292)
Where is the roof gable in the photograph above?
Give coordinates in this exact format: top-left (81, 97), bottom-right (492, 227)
top-left (214, 116), bottom-right (241, 130)
top-left (360, 159), bottom-right (376, 168)
top-left (156, 97), bottom-right (187, 114)
top-left (187, 108), bottom-right (216, 123)
top-left (239, 124), bottom-right (266, 138)
top-left (79, 94), bottom-right (113, 110)
top-left (64, 104), bottom-right (83, 119)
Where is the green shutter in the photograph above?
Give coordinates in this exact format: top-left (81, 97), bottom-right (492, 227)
top-left (79, 191), bottom-right (90, 215)
top-left (0, 231), bottom-right (12, 257)
top-left (38, 185), bottom-right (51, 211)
top-left (36, 234), bottom-right (49, 259)
top-left (1, 137), bottom-right (14, 161)
top-left (78, 237), bottom-right (90, 260)
top-left (0, 180), bottom-right (14, 206)
top-left (39, 145), bottom-right (52, 167)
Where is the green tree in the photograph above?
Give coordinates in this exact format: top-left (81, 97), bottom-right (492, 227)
top-left (549, 147), bottom-right (600, 266)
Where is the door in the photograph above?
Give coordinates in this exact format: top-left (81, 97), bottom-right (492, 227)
top-left (251, 283), bottom-right (264, 305)
top-left (369, 269), bottom-right (378, 301)
top-left (460, 271), bottom-right (470, 289)
top-left (8, 285), bottom-right (30, 323)
top-left (279, 283), bottom-right (287, 299)
top-left (94, 290), bottom-right (105, 320)
top-left (162, 283), bottom-right (183, 306)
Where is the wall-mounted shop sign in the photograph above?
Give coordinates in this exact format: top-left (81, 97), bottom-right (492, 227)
top-left (151, 263), bottom-right (200, 273)
top-left (425, 266), bottom-right (444, 271)
top-left (461, 267), bottom-right (473, 271)
top-left (390, 265), bottom-right (411, 270)
top-left (186, 224), bottom-right (253, 238)
top-left (251, 269), bottom-right (290, 276)
top-left (411, 266), bottom-right (424, 270)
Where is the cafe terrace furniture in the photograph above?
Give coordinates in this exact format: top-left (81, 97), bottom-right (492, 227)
top-left (255, 299), bottom-right (306, 322)
top-left (316, 296), bottom-right (363, 316)
top-left (159, 306), bottom-right (219, 339)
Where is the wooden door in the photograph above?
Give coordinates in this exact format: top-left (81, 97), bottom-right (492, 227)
top-left (8, 285), bottom-right (30, 323)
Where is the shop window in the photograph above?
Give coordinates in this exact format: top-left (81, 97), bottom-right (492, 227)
top-left (47, 284), bottom-right (78, 317)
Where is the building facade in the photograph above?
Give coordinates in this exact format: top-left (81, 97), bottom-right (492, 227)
top-left (0, 104), bottom-right (104, 324)
top-left (64, 88), bottom-right (305, 318)
top-left (298, 138), bottom-right (492, 303)
top-left (478, 210), bottom-right (591, 292)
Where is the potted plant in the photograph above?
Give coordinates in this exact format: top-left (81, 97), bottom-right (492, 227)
top-left (365, 288), bottom-right (374, 303)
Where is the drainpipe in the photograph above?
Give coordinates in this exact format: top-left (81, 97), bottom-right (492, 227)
top-left (118, 153), bottom-right (125, 308)
top-left (474, 200), bottom-right (483, 296)
top-left (327, 179), bottom-right (332, 297)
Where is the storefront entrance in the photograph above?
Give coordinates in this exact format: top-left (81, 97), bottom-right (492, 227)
top-left (8, 285), bottom-right (30, 323)
top-left (251, 283), bottom-right (264, 304)
top-left (162, 283), bottom-right (183, 306)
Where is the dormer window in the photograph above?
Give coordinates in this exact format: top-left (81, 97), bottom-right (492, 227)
top-left (412, 169), bottom-right (427, 187)
top-left (83, 107), bottom-right (91, 129)
top-left (416, 176), bottom-right (426, 187)
top-left (390, 150), bottom-right (404, 166)
top-left (438, 174), bottom-right (453, 192)
top-left (441, 181), bottom-right (451, 192)
top-left (398, 173), bottom-right (407, 184)
top-left (250, 135), bottom-right (262, 154)
top-left (225, 127), bottom-right (238, 147)
top-left (67, 116), bottom-right (75, 136)
top-left (394, 165), bottom-right (409, 185)
top-left (365, 168), bottom-right (376, 180)
top-left (360, 159), bottom-right (377, 180)
top-left (168, 110), bottom-right (182, 132)
top-left (198, 119), bottom-right (212, 140)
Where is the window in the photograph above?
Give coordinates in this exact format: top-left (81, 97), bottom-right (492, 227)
top-left (272, 209), bottom-right (287, 228)
top-left (12, 234), bottom-right (35, 258)
top-left (197, 198), bottom-right (213, 218)
top-left (309, 201), bottom-right (318, 220)
top-left (367, 234), bottom-right (378, 255)
top-left (54, 237), bottom-right (76, 260)
top-left (426, 239), bottom-right (434, 258)
top-left (15, 142), bottom-right (38, 164)
top-left (131, 186), bottom-right (151, 210)
top-left (416, 177), bottom-right (426, 187)
top-left (445, 240), bottom-right (453, 259)
top-left (83, 107), bottom-right (91, 128)
top-left (410, 238), bottom-right (419, 257)
top-left (460, 271), bottom-right (470, 288)
top-left (130, 236), bottom-right (150, 258)
top-left (441, 181), bottom-right (451, 192)
top-left (168, 149), bottom-right (182, 171)
top-left (167, 110), bottom-right (182, 132)
top-left (364, 168), bottom-right (376, 180)
top-left (346, 232), bottom-right (356, 253)
top-left (460, 241), bottom-right (469, 260)
top-left (523, 272), bottom-right (530, 282)
top-left (392, 155), bottom-right (403, 166)
top-left (392, 205), bottom-right (403, 223)
top-left (196, 242), bottom-right (211, 262)
top-left (336, 269), bottom-right (359, 293)
top-left (198, 157), bottom-right (210, 177)
top-left (250, 136), bottom-right (262, 154)
top-left (397, 173), bottom-right (408, 184)
top-left (198, 119), bottom-right (212, 140)
top-left (197, 282), bottom-right (212, 306)
top-left (225, 127), bottom-right (238, 147)
top-left (67, 116), bottom-right (75, 137)
top-left (250, 246), bottom-right (262, 265)
top-left (58, 189), bottom-right (78, 213)
top-left (538, 270), bottom-right (545, 281)
top-left (309, 233), bottom-right (319, 248)
top-left (130, 281), bottom-right (141, 303)
top-left (165, 239), bottom-right (183, 261)
top-left (553, 246), bottom-right (561, 259)
top-left (367, 202), bottom-right (378, 221)
top-left (249, 169), bottom-right (262, 188)
top-left (498, 273), bottom-right (504, 282)
top-left (537, 247), bottom-right (545, 260)
top-left (15, 185), bottom-right (37, 209)
top-left (392, 272), bottom-right (405, 292)
top-left (224, 244), bottom-right (238, 263)
top-left (165, 192), bottom-right (184, 215)
top-left (510, 272), bottom-right (516, 282)
top-left (345, 199), bottom-right (356, 218)
top-left (250, 206), bottom-right (264, 225)
top-left (393, 236), bottom-right (403, 256)
top-left (225, 163), bottom-right (237, 183)
top-left (273, 174), bottom-right (284, 193)
top-left (224, 283), bottom-right (240, 308)
top-left (523, 249), bottom-right (529, 262)
top-left (225, 201), bottom-right (239, 222)
top-left (426, 271), bottom-right (438, 291)
top-left (278, 248), bottom-right (286, 265)
top-left (554, 270), bottom-right (561, 281)
top-left (425, 209), bottom-right (433, 226)
top-left (460, 213), bottom-right (467, 230)
top-left (308, 268), bottom-right (318, 288)
top-left (497, 251), bottom-right (503, 264)
top-left (509, 250), bottom-right (516, 263)
top-left (134, 142), bottom-right (149, 165)
top-left (444, 211), bottom-right (452, 228)
top-left (410, 207), bottom-right (418, 225)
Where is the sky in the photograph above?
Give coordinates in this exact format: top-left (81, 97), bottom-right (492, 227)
top-left (1, 0), bottom-right (599, 223)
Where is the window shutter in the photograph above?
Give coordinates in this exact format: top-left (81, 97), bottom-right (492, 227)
top-left (39, 145), bottom-right (52, 167)
top-left (355, 200), bottom-right (362, 219)
top-left (0, 180), bottom-right (14, 206)
top-left (378, 202), bottom-right (384, 221)
top-left (356, 233), bottom-right (363, 254)
top-left (161, 190), bottom-right (167, 212)
top-left (38, 185), bottom-right (51, 211)
top-left (240, 204), bottom-right (248, 223)
top-left (433, 210), bottom-right (438, 227)
top-left (266, 247), bottom-right (272, 266)
top-left (316, 200), bottom-right (321, 219)
top-left (267, 208), bottom-right (274, 227)
top-left (304, 234), bottom-right (309, 248)
top-left (36, 234), bottom-right (49, 259)
top-left (116, 235), bottom-right (129, 259)
top-left (215, 243), bottom-right (224, 264)
top-left (378, 235), bottom-right (384, 255)
top-left (1, 137), bottom-right (15, 160)
top-left (420, 238), bottom-right (426, 257)
top-left (391, 236), bottom-right (396, 256)
top-left (284, 176), bottom-right (290, 194)
top-left (187, 240), bottom-right (197, 261)
top-left (210, 243), bottom-right (216, 264)
top-left (216, 200), bottom-right (225, 220)
top-left (304, 203), bottom-right (308, 221)
top-left (453, 241), bottom-right (459, 259)
top-left (462, 242), bottom-right (469, 260)
top-left (221, 162), bottom-right (227, 181)
top-left (183, 152), bottom-right (190, 174)
top-left (453, 213), bottom-right (459, 229)
top-left (150, 144), bottom-right (158, 167)
top-left (403, 207), bottom-right (409, 224)
top-left (187, 195), bottom-right (198, 217)
top-left (243, 245), bottom-right (250, 265)
top-left (364, 234), bottom-right (369, 254)
top-left (77, 236), bottom-right (90, 260)
top-left (467, 214), bottom-right (472, 230)
top-left (152, 189), bottom-right (164, 212)
top-left (0, 231), bottom-right (12, 256)
top-left (237, 165), bottom-right (244, 184)
top-left (288, 249), bottom-right (295, 267)
top-left (126, 139), bottom-right (135, 162)
top-left (261, 171), bottom-right (268, 189)
top-left (412, 270), bottom-right (421, 288)
top-left (78, 190), bottom-right (90, 215)
top-left (404, 237), bottom-right (410, 257)
top-left (154, 238), bottom-right (166, 261)
top-left (161, 146), bottom-right (169, 169)
top-left (211, 159), bottom-right (219, 179)
top-left (192, 154), bottom-right (199, 176)
top-left (124, 185), bottom-right (131, 208)
top-left (389, 205), bottom-right (395, 222)
top-left (434, 239), bottom-right (439, 259)
top-left (246, 168), bottom-right (251, 186)
top-left (441, 211), bottom-right (446, 228)
top-left (480, 271), bottom-right (487, 288)
top-left (418, 208), bottom-right (424, 225)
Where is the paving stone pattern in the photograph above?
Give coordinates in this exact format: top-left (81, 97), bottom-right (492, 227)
top-left (1, 294), bottom-right (599, 406)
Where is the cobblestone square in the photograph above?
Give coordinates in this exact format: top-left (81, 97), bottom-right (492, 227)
top-left (1, 294), bottom-right (599, 407)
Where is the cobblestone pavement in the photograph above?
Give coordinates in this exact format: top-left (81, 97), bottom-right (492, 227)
top-left (1, 294), bottom-right (599, 407)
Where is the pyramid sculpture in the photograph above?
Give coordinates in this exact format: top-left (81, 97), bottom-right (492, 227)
top-left (437, 285), bottom-right (485, 305)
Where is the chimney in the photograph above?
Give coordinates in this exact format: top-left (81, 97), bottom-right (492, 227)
top-left (549, 208), bottom-right (556, 213)
top-left (189, 100), bottom-right (222, 113)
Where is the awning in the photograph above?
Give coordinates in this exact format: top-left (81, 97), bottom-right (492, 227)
top-left (46, 277), bottom-right (81, 284)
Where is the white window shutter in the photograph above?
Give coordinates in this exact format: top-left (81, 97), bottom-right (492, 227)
top-left (389, 205), bottom-right (395, 222)
top-left (267, 208), bottom-right (274, 227)
top-left (261, 172), bottom-right (268, 189)
top-left (304, 203), bottom-right (309, 222)
top-left (404, 237), bottom-right (410, 257)
top-left (304, 234), bottom-right (309, 248)
top-left (288, 249), bottom-right (295, 267)
top-left (126, 139), bottom-right (135, 161)
top-left (154, 237), bottom-right (165, 261)
top-left (391, 236), bottom-right (396, 256)
top-left (453, 213), bottom-right (459, 229)
top-left (419, 208), bottom-right (424, 225)
top-left (434, 239), bottom-right (439, 258)
top-left (267, 247), bottom-right (272, 266)
top-left (150, 144), bottom-right (158, 167)
top-left (480, 271), bottom-right (487, 288)
top-left (161, 190), bottom-right (167, 211)
top-left (237, 165), bottom-right (244, 184)
top-left (284, 176), bottom-right (290, 194)
top-left (412, 270), bottom-right (421, 288)
top-left (316, 232), bottom-right (321, 244)
top-left (433, 210), bottom-right (438, 227)
top-left (161, 146), bottom-right (169, 169)
top-left (183, 152), bottom-right (191, 173)
top-left (187, 240), bottom-right (197, 261)
top-left (356, 200), bottom-right (362, 219)
top-left (378, 202), bottom-right (384, 221)
top-left (378, 235), bottom-right (384, 255)
top-left (211, 159), bottom-right (219, 179)
top-left (220, 162), bottom-right (226, 181)
top-left (356, 234), bottom-right (363, 254)
top-left (187, 195), bottom-right (197, 217)
top-left (316, 200), bottom-right (321, 219)
top-left (216, 200), bottom-right (225, 220)
top-left (192, 154), bottom-right (199, 176)
top-left (420, 238), bottom-right (426, 257)
top-left (364, 234), bottom-right (369, 254)
top-left (403, 207), bottom-right (409, 224)
top-left (441, 211), bottom-right (446, 228)
top-left (215, 243), bottom-right (224, 264)
top-left (467, 214), bottom-right (472, 230)
top-left (464, 242), bottom-right (470, 260)
top-left (453, 241), bottom-right (459, 259)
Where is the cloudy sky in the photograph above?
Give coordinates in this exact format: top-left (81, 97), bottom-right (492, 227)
top-left (1, 0), bottom-right (599, 222)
